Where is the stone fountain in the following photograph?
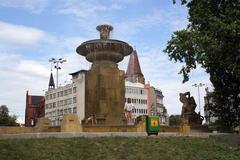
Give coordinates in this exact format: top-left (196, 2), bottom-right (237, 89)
top-left (76, 24), bottom-right (133, 125)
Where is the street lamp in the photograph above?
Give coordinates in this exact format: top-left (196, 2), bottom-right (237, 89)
top-left (192, 83), bottom-right (205, 115)
top-left (49, 58), bottom-right (67, 88)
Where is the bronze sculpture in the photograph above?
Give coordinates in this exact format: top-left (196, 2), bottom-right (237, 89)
top-left (179, 92), bottom-right (204, 125)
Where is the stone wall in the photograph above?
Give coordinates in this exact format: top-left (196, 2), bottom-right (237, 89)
top-left (160, 126), bottom-right (179, 132)
top-left (0, 127), bottom-right (34, 134)
top-left (83, 125), bottom-right (136, 132)
top-left (0, 118), bottom-right (59, 134)
top-left (0, 115), bottom-right (194, 134)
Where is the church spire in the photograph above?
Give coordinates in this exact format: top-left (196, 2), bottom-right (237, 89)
top-left (48, 70), bottom-right (55, 90)
top-left (125, 49), bottom-right (145, 84)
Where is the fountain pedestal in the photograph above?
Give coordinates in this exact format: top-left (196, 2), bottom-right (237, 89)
top-left (76, 24), bottom-right (133, 125)
top-left (85, 62), bottom-right (125, 124)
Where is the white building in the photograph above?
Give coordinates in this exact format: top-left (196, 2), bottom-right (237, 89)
top-left (125, 81), bottom-right (148, 123)
top-left (45, 70), bottom-right (86, 126)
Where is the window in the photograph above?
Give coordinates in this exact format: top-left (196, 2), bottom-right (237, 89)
top-left (64, 90), bottom-right (68, 96)
top-left (73, 87), bottom-right (77, 93)
top-left (53, 102), bottom-right (56, 108)
top-left (52, 111), bottom-right (56, 116)
top-left (68, 88), bottom-right (72, 94)
top-left (64, 99), bottom-right (68, 106)
top-left (53, 93), bottom-right (56, 98)
top-left (64, 109), bottom-right (68, 114)
top-left (67, 98), bottom-right (72, 105)
top-left (50, 94), bottom-right (52, 99)
top-left (68, 108), bottom-right (72, 113)
top-left (59, 100), bottom-right (63, 107)
top-left (60, 91), bottom-right (63, 97)
top-left (73, 107), bottom-right (77, 113)
top-left (73, 97), bottom-right (77, 103)
top-left (57, 92), bottom-right (60, 97)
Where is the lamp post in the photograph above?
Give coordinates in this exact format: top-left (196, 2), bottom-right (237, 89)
top-left (192, 83), bottom-right (205, 115)
top-left (49, 58), bottom-right (67, 88)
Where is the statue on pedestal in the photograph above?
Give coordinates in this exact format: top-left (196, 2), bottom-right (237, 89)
top-left (179, 92), bottom-right (204, 125)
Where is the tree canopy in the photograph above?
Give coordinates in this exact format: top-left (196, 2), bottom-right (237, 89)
top-left (0, 105), bottom-right (19, 126)
top-left (165, 0), bottom-right (240, 131)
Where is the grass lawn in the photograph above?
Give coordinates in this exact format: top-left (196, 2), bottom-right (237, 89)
top-left (0, 135), bottom-right (239, 160)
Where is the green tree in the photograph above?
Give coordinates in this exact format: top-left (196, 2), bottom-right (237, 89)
top-left (0, 105), bottom-right (19, 126)
top-left (169, 115), bottom-right (181, 126)
top-left (165, 0), bottom-right (240, 131)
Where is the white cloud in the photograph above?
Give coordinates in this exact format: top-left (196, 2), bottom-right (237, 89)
top-left (0, 21), bottom-right (46, 47)
top-left (63, 37), bottom-right (90, 52)
top-left (0, 0), bottom-right (48, 14)
top-left (112, 8), bottom-right (188, 40)
top-left (0, 52), bottom-right (50, 120)
top-left (58, 0), bottom-right (123, 18)
top-left (113, 11), bottom-right (163, 38)
top-left (16, 60), bottom-right (49, 78)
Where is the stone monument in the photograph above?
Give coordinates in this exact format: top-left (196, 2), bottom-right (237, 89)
top-left (179, 92), bottom-right (204, 125)
top-left (76, 24), bottom-right (133, 125)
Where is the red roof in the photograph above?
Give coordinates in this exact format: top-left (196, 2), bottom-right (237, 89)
top-left (125, 50), bottom-right (145, 84)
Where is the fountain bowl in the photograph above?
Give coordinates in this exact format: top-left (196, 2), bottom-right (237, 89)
top-left (76, 39), bottom-right (133, 63)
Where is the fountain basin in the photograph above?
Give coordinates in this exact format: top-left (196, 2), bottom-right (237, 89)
top-left (76, 39), bottom-right (133, 63)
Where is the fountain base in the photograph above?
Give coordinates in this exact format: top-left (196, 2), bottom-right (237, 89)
top-left (85, 61), bottom-right (125, 125)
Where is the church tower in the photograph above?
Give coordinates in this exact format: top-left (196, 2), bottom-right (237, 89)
top-left (48, 71), bottom-right (55, 90)
top-left (125, 49), bottom-right (145, 84)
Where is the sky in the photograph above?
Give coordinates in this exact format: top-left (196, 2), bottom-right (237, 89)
top-left (0, 0), bottom-right (212, 124)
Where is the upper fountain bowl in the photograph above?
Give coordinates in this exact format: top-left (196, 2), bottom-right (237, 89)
top-left (76, 24), bottom-right (133, 63)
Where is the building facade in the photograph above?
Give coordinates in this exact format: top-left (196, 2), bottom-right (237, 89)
top-left (148, 87), bottom-right (169, 125)
top-left (25, 91), bottom-right (45, 127)
top-left (44, 70), bottom-right (86, 126)
top-left (125, 81), bottom-right (148, 123)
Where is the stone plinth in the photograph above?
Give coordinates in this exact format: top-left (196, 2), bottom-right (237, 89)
top-left (179, 118), bottom-right (191, 133)
top-left (85, 61), bottom-right (125, 125)
top-left (34, 117), bottom-right (51, 132)
top-left (61, 114), bottom-right (82, 132)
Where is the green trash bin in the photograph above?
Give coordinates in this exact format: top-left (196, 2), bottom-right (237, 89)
top-left (146, 116), bottom-right (160, 136)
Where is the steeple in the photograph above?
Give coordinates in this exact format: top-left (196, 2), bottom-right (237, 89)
top-left (125, 49), bottom-right (145, 84)
top-left (48, 71), bottom-right (55, 90)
